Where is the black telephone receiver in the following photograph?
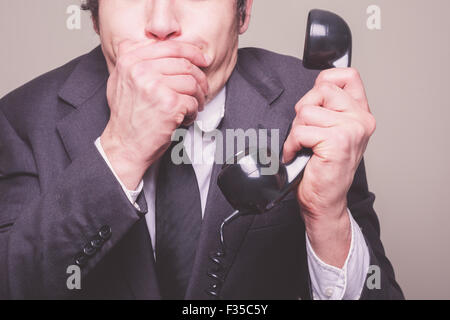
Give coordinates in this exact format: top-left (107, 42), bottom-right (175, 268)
top-left (206, 9), bottom-right (353, 298)
top-left (217, 9), bottom-right (352, 215)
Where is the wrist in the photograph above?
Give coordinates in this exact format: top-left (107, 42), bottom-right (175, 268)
top-left (100, 132), bottom-right (149, 190)
top-left (303, 203), bottom-right (348, 235)
top-left (304, 206), bottom-right (351, 268)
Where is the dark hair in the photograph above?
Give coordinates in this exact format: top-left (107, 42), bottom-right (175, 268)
top-left (81, 0), bottom-right (248, 29)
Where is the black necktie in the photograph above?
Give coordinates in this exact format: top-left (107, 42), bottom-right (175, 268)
top-left (155, 144), bottom-right (202, 300)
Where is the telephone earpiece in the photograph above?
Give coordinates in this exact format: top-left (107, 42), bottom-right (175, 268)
top-left (303, 9), bottom-right (352, 69)
top-left (217, 9), bottom-right (353, 214)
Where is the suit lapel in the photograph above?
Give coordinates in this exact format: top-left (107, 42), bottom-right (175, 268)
top-left (56, 46), bottom-right (110, 162)
top-left (55, 46), bottom-right (159, 299)
top-left (185, 50), bottom-right (293, 299)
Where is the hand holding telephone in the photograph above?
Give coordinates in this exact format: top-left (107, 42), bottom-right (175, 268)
top-left (206, 9), bottom-right (353, 298)
top-left (218, 9), bottom-right (353, 215)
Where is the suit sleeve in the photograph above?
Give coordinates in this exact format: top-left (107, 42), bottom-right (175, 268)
top-left (0, 105), bottom-right (147, 299)
top-left (347, 159), bottom-right (405, 300)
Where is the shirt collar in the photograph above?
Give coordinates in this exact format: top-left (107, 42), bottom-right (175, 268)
top-left (194, 86), bottom-right (226, 133)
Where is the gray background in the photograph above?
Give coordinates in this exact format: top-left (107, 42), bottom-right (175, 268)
top-left (1, 0), bottom-right (449, 299)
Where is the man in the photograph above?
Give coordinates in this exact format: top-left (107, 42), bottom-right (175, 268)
top-left (0, 0), bottom-right (403, 299)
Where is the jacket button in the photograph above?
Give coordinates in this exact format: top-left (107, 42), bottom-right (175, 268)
top-left (75, 253), bottom-right (88, 267)
top-left (90, 236), bottom-right (104, 249)
top-left (83, 243), bottom-right (97, 256)
top-left (98, 225), bottom-right (112, 240)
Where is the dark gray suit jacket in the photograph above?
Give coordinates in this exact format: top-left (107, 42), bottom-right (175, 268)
top-left (0, 45), bottom-right (404, 299)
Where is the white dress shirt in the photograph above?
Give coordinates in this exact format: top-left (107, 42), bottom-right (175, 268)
top-left (95, 86), bottom-right (370, 300)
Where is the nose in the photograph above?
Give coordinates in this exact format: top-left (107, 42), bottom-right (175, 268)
top-left (145, 0), bottom-right (181, 40)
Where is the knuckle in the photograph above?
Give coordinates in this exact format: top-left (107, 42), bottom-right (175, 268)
top-left (174, 103), bottom-right (187, 118)
top-left (293, 126), bottom-right (303, 142)
top-left (316, 81), bottom-right (334, 93)
top-left (294, 101), bottom-right (303, 114)
top-left (164, 92), bottom-right (178, 107)
top-left (188, 95), bottom-right (199, 109)
top-left (353, 122), bottom-right (366, 138)
top-left (334, 130), bottom-right (350, 148)
top-left (143, 83), bottom-right (152, 96)
top-left (347, 67), bottom-right (360, 79)
top-left (182, 58), bottom-right (193, 71)
top-left (181, 96), bottom-right (198, 116)
top-left (315, 69), bottom-right (334, 84)
top-left (367, 114), bottom-right (377, 134)
top-left (144, 79), bottom-right (160, 94)
top-left (185, 75), bottom-right (197, 92)
top-left (299, 105), bottom-right (313, 120)
top-left (315, 70), bottom-right (328, 83)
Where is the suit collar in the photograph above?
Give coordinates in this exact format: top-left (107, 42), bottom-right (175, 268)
top-left (234, 48), bottom-right (285, 105)
top-left (56, 46), bottom-right (110, 162)
top-left (58, 45), bottom-right (109, 109)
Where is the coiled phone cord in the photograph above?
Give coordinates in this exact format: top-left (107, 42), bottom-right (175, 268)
top-left (206, 209), bottom-right (242, 298)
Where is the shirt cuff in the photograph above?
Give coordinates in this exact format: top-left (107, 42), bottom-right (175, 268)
top-left (94, 137), bottom-right (144, 205)
top-left (305, 208), bottom-right (370, 300)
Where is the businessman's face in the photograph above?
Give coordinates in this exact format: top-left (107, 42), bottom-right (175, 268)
top-left (96, 0), bottom-right (252, 99)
